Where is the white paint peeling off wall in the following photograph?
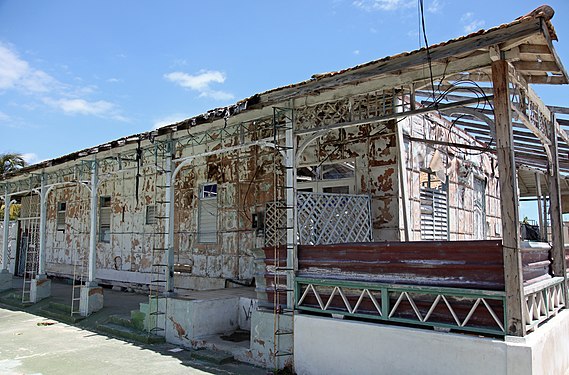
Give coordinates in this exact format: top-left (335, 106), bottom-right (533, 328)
top-left (0, 221), bottom-right (17, 274)
top-left (403, 114), bottom-right (501, 241)
top-left (28, 89), bottom-right (497, 291)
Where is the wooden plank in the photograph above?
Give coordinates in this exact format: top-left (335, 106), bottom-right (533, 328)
top-left (518, 44), bottom-right (551, 54)
top-left (492, 59), bottom-right (526, 336)
top-left (296, 241), bottom-right (505, 290)
top-left (512, 60), bottom-right (560, 73)
top-left (549, 106), bottom-right (569, 115)
top-left (526, 75), bottom-right (566, 84)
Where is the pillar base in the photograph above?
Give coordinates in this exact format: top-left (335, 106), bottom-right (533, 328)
top-left (79, 285), bottom-right (104, 317)
top-left (30, 274), bottom-right (51, 303)
top-left (0, 269), bottom-right (13, 291)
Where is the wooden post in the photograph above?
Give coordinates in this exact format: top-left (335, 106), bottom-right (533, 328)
top-left (548, 113), bottom-right (568, 297)
top-left (535, 172), bottom-right (544, 241)
top-left (491, 59), bottom-right (525, 336)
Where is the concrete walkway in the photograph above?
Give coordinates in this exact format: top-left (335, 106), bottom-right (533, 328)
top-left (0, 278), bottom-right (269, 375)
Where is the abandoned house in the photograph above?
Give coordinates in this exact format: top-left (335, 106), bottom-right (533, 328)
top-left (1, 4), bottom-right (569, 374)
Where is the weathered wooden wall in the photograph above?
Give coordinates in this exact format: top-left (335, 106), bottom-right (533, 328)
top-left (404, 113), bottom-right (502, 241)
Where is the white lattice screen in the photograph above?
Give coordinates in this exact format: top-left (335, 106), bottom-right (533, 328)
top-left (297, 192), bottom-right (373, 245)
top-left (265, 193), bottom-right (373, 246)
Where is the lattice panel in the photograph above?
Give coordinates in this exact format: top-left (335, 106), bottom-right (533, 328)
top-left (297, 192), bottom-right (372, 245)
top-left (265, 201), bottom-right (287, 247)
top-left (296, 279), bottom-right (506, 335)
top-left (295, 99), bottom-right (351, 131)
top-left (524, 278), bottom-right (566, 331)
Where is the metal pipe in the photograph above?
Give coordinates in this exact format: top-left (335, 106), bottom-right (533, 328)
top-left (88, 161), bottom-right (98, 283)
top-left (38, 174), bottom-right (47, 275)
top-left (2, 187), bottom-right (10, 271)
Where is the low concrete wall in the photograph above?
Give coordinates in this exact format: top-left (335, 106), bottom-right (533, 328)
top-left (164, 296), bottom-right (257, 345)
top-left (294, 312), bottom-right (569, 375)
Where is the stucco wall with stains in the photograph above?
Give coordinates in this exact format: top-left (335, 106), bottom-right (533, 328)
top-left (30, 90), bottom-right (499, 291)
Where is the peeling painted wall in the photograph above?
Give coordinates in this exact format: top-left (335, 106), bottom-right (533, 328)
top-left (403, 113), bottom-right (501, 241)
top-left (14, 89), bottom-right (500, 292)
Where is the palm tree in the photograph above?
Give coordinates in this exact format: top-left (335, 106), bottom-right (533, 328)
top-left (0, 153), bottom-right (27, 176)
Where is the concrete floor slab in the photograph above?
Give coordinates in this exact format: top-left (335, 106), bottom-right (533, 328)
top-left (0, 307), bottom-right (269, 375)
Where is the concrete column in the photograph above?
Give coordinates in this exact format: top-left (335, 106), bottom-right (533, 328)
top-left (80, 160), bottom-right (103, 315)
top-left (165, 142), bottom-right (175, 295)
top-left (31, 174), bottom-right (52, 302)
top-left (2, 188), bottom-right (10, 271)
top-left (88, 161), bottom-right (98, 284)
top-left (38, 173), bottom-right (47, 275)
top-left (0, 187), bottom-right (12, 291)
top-left (285, 112), bottom-right (296, 309)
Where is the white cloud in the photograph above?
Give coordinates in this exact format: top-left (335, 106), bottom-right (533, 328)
top-left (461, 12), bottom-right (485, 33)
top-left (0, 111), bottom-right (10, 123)
top-left (21, 152), bottom-right (41, 165)
top-left (353, 0), bottom-right (414, 11)
top-left (0, 43), bottom-right (57, 93)
top-left (353, 50), bottom-right (361, 55)
top-left (152, 113), bottom-right (192, 130)
top-left (43, 98), bottom-right (127, 121)
top-left (427, 0), bottom-right (442, 13)
top-left (106, 78), bottom-right (121, 83)
top-left (164, 70), bottom-right (234, 101)
top-left (0, 43), bottom-right (127, 121)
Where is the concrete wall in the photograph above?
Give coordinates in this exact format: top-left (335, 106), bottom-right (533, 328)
top-left (294, 312), bottom-right (569, 375)
top-left (0, 221), bottom-right (17, 274)
top-left (163, 296), bottom-right (257, 345)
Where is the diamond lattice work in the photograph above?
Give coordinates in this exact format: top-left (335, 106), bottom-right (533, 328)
top-left (265, 201), bottom-right (287, 247)
top-left (297, 192), bottom-right (372, 245)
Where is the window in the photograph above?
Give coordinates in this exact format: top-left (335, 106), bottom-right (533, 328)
top-left (99, 196), bottom-right (111, 243)
top-left (198, 184), bottom-right (218, 243)
top-left (420, 170), bottom-right (448, 241)
top-left (297, 161), bottom-right (355, 194)
top-left (56, 202), bottom-right (66, 232)
top-left (146, 205), bottom-right (156, 225)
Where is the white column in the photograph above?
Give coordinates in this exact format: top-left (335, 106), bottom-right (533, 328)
top-left (285, 113), bottom-right (296, 309)
top-left (165, 141), bottom-right (175, 294)
top-left (2, 187), bottom-right (10, 271)
top-left (38, 174), bottom-right (47, 275)
top-left (88, 161), bottom-right (98, 284)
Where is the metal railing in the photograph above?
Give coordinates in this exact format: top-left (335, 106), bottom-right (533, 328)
top-left (296, 277), bottom-right (507, 336)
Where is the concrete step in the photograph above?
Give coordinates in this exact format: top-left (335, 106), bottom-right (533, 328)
top-left (109, 314), bottom-right (134, 328)
top-left (47, 301), bottom-right (72, 314)
top-left (0, 290), bottom-right (31, 309)
top-left (191, 349), bottom-right (235, 365)
top-left (130, 310), bottom-right (146, 331)
top-left (39, 307), bottom-right (84, 324)
top-left (97, 322), bottom-right (165, 344)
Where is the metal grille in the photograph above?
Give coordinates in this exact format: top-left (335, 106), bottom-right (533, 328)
top-left (265, 201), bottom-right (287, 247)
top-left (297, 192), bottom-right (372, 245)
top-left (420, 187), bottom-right (448, 240)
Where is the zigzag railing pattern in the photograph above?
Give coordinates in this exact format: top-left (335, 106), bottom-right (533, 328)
top-left (296, 277), bottom-right (507, 336)
top-left (524, 277), bottom-right (566, 332)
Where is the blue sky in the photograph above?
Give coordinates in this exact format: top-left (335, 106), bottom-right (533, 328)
top-left (1, 0), bottom-right (568, 219)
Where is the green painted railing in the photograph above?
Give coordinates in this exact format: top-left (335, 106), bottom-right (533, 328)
top-left (295, 276), bottom-right (507, 336)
